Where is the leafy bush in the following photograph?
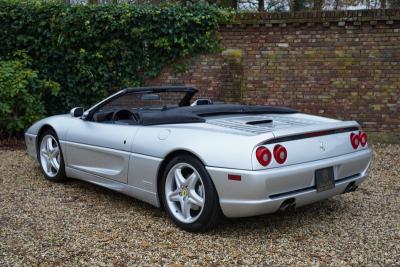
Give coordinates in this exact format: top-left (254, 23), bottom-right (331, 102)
top-left (0, 1), bottom-right (233, 114)
top-left (0, 53), bottom-right (59, 136)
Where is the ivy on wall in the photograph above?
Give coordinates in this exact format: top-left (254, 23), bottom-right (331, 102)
top-left (0, 1), bottom-right (232, 114)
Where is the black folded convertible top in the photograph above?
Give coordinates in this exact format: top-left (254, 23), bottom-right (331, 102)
top-left (139, 104), bottom-right (297, 126)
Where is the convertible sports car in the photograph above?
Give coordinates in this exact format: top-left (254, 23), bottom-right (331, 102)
top-left (25, 85), bottom-right (372, 232)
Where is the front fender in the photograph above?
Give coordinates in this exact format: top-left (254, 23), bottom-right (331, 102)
top-left (25, 114), bottom-right (78, 160)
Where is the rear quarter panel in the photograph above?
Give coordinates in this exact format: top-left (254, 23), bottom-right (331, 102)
top-left (131, 123), bottom-right (274, 170)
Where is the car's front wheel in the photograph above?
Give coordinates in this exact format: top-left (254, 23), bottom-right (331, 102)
top-left (161, 154), bottom-right (222, 232)
top-left (38, 129), bottom-right (66, 182)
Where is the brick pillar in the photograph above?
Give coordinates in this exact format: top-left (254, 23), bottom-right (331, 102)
top-left (221, 49), bottom-right (244, 103)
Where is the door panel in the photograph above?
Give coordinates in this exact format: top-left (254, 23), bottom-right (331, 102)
top-left (65, 120), bottom-right (138, 183)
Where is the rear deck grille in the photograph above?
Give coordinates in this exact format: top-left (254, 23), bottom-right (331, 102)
top-left (207, 119), bottom-right (271, 134)
top-left (206, 115), bottom-right (313, 135)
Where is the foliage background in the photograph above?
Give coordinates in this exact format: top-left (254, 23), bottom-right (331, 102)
top-left (0, 52), bottom-right (59, 136)
top-left (0, 0), bottom-right (232, 120)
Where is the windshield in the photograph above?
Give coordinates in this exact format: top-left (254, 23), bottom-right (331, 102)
top-left (85, 86), bottom-right (198, 122)
top-left (99, 91), bottom-right (189, 111)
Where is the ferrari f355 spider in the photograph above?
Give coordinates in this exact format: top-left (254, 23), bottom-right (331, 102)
top-left (25, 86), bottom-right (372, 231)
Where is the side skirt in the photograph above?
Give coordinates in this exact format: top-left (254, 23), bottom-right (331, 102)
top-left (65, 166), bottom-right (160, 207)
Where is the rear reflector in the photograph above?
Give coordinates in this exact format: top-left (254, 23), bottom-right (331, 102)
top-left (228, 174), bottom-right (241, 181)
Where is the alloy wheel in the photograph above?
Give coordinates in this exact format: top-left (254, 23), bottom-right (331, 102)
top-left (39, 135), bottom-right (61, 177)
top-left (164, 163), bottom-right (205, 224)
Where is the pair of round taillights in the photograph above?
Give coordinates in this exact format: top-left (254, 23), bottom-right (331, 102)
top-left (256, 144), bottom-right (287, 166)
top-left (350, 131), bottom-right (368, 149)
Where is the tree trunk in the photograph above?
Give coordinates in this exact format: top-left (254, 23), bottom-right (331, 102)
top-left (258, 0), bottom-right (265, 12)
top-left (88, 0), bottom-right (100, 4)
top-left (380, 0), bottom-right (386, 8)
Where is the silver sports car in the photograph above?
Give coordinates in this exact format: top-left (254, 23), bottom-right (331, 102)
top-left (25, 86), bottom-right (372, 232)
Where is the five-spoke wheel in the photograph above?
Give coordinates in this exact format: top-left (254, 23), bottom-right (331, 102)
top-left (161, 154), bottom-right (222, 232)
top-left (165, 163), bottom-right (205, 224)
top-left (38, 129), bottom-right (66, 182)
top-left (40, 135), bottom-right (61, 177)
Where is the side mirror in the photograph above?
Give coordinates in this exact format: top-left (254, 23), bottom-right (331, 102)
top-left (70, 107), bottom-right (84, 117)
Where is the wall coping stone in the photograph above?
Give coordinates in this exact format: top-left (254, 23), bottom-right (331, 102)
top-left (225, 9), bottom-right (400, 26)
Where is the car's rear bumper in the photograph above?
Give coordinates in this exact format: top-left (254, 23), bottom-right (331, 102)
top-left (206, 148), bottom-right (372, 218)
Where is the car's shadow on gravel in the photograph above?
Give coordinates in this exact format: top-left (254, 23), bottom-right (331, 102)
top-left (54, 169), bottom-right (350, 235)
top-left (213, 198), bottom-right (349, 235)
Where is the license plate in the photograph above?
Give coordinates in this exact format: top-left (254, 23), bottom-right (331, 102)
top-left (315, 167), bottom-right (335, 192)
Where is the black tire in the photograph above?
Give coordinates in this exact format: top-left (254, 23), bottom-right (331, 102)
top-left (37, 129), bottom-right (67, 182)
top-left (161, 154), bottom-right (222, 232)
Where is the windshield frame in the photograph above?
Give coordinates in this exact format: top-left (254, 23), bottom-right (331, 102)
top-left (82, 85), bottom-right (198, 121)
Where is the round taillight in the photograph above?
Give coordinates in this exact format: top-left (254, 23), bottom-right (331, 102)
top-left (359, 131), bottom-right (367, 147)
top-left (256, 146), bottom-right (272, 166)
top-left (350, 133), bottom-right (360, 149)
top-left (273, 144), bottom-right (287, 164)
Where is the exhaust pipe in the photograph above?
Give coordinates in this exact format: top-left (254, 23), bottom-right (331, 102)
top-left (349, 185), bottom-right (358, 192)
top-left (343, 182), bottom-right (358, 194)
top-left (279, 198), bottom-right (296, 212)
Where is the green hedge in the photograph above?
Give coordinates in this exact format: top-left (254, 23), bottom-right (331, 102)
top-left (0, 1), bottom-right (232, 116)
top-left (0, 53), bottom-right (59, 136)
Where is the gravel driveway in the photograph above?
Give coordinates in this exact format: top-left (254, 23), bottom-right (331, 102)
top-left (0, 144), bottom-right (399, 266)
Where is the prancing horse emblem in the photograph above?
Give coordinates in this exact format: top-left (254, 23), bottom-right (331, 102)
top-left (320, 141), bottom-right (327, 151)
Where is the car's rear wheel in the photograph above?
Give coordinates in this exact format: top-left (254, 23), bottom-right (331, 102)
top-left (38, 129), bottom-right (66, 182)
top-left (161, 154), bottom-right (222, 232)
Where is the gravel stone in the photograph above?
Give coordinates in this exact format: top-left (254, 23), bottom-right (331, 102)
top-left (0, 144), bottom-right (399, 266)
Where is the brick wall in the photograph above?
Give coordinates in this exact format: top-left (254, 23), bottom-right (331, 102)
top-left (147, 9), bottom-right (400, 140)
